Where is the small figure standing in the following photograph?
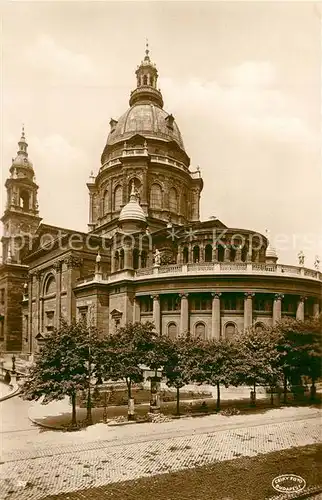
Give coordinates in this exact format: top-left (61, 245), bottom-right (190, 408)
top-left (12, 355), bottom-right (16, 373)
top-left (298, 251), bottom-right (305, 266)
top-left (314, 255), bottom-right (320, 271)
top-left (154, 248), bottom-right (161, 266)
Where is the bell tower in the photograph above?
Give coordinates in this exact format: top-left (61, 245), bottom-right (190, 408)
top-left (1, 127), bottom-right (42, 264)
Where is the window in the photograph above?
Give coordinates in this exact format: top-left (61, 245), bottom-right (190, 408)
top-left (225, 322), bottom-right (237, 340)
top-left (19, 190), bottom-right (30, 210)
top-left (191, 295), bottom-right (212, 311)
top-left (205, 244), bottom-right (212, 262)
top-left (24, 315), bottom-right (28, 341)
top-left (133, 248), bottom-right (139, 270)
top-left (183, 247), bottom-right (189, 264)
top-left (119, 249), bottom-right (124, 269)
top-left (255, 322), bottom-right (265, 333)
top-left (103, 190), bottom-right (109, 214)
top-left (195, 322), bottom-right (206, 339)
top-left (46, 311), bottom-right (55, 332)
top-left (150, 184), bottom-right (162, 209)
top-left (141, 296), bottom-right (153, 313)
top-left (223, 296), bottom-right (237, 311)
top-left (168, 322), bottom-right (178, 339)
top-left (78, 307), bottom-right (88, 324)
top-left (161, 295), bottom-right (180, 311)
top-left (254, 297), bottom-right (265, 311)
top-left (169, 188), bottom-right (178, 212)
top-left (217, 245), bottom-right (225, 262)
top-left (141, 251), bottom-right (147, 268)
top-left (193, 245), bottom-right (200, 263)
top-left (0, 317), bottom-right (4, 340)
top-left (114, 251), bottom-right (119, 271)
top-left (0, 289), bottom-right (4, 305)
top-left (44, 275), bottom-right (56, 296)
top-left (113, 185), bottom-right (122, 211)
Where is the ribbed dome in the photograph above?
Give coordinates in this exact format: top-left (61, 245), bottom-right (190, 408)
top-left (12, 155), bottom-right (33, 169)
top-left (107, 104), bottom-right (185, 151)
top-left (119, 184), bottom-right (146, 223)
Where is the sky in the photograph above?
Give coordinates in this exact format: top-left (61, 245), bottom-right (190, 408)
top-left (1, 1), bottom-right (321, 267)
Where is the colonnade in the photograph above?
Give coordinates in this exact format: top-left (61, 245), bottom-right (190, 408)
top-left (136, 292), bottom-right (320, 337)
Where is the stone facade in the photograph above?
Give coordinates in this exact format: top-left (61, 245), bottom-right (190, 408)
top-left (0, 49), bottom-right (321, 354)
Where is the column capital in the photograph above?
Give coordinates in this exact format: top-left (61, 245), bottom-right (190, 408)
top-left (179, 293), bottom-right (189, 299)
top-left (53, 260), bottom-right (63, 272)
top-left (299, 295), bottom-right (307, 302)
top-left (211, 292), bottom-right (222, 299)
top-left (244, 292), bottom-right (255, 299)
top-left (33, 270), bottom-right (42, 281)
top-left (151, 294), bottom-right (159, 301)
top-left (274, 293), bottom-right (284, 301)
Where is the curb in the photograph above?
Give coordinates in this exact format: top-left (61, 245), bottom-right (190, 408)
top-left (0, 386), bottom-right (20, 402)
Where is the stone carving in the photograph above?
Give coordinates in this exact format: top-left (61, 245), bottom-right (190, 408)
top-left (64, 255), bottom-right (83, 269)
top-left (298, 251), bottom-right (305, 266)
top-left (53, 260), bottom-right (63, 272)
top-left (314, 255), bottom-right (320, 271)
top-left (154, 248), bottom-right (161, 266)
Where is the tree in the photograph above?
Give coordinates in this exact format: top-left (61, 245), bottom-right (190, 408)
top-left (234, 326), bottom-right (282, 405)
top-left (162, 335), bottom-right (192, 415)
top-left (188, 337), bottom-right (238, 411)
top-left (274, 316), bottom-right (322, 401)
top-left (19, 321), bottom-right (100, 427)
top-left (99, 322), bottom-right (157, 420)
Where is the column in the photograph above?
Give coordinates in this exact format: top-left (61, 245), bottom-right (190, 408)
top-left (151, 294), bottom-right (160, 334)
top-left (35, 271), bottom-right (41, 335)
top-left (199, 243), bottom-right (205, 263)
top-left (247, 236), bottom-right (253, 263)
top-left (180, 293), bottom-right (189, 334)
top-left (188, 243), bottom-right (192, 263)
top-left (211, 292), bottom-right (221, 339)
top-left (28, 275), bottom-right (33, 353)
top-left (133, 297), bottom-right (140, 323)
top-left (273, 293), bottom-right (284, 325)
top-left (54, 261), bottom-right (62, 328)
top-left (212, 244), bottom-right (218, 262)
top-left (88, 192), bottom-right (93, 225)
top-left (124, 246), bottom-right (132, 270)
top-left (313, 301), bottom-right (320, 318)
top-left (296, 296), bottom-right (306, 321)
top-left (65, 255), bottom-right (82, 322)
top-left (244, 292), bottom-right (254, 329)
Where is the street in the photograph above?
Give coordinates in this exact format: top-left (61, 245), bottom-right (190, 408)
top-left (0, 389), bottom-right (321, 500)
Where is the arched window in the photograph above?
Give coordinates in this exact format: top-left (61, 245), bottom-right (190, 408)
top-left (195, 322), bottom-right (206, 339)
top-left (225, 322), bottom-right (237, 340)
top-left (183, 247), bottom-right (189, 264)
top-left (119, 249), bottom-right (124, 269)
top-left (143, 75), bottom-right (148, 85)
top-left (150, 184), bottom-right (162, 209)
top-left (141, 250), bottom-right (147, 268)
top-left (169, 188), bottom-right (178, 212)
top-left (114, 251), bottom-right (119, 271)
top-left (205, 244), bottom-right (212, 262)
top-left (133, 248), bottom-right (139, 270)
top-left (255, 322), bottom-right (265, 333)
top-left (182, 193), bottom-right (187, 216)
top-left (44, 275), bottom-right (56, 296)
top-left (167, 322), bottom-right (178, 339)
top-left (20, 190), bottom-right (30, 211)
top-left (113, 185), bottom-right (122, 211)
top-left (103, 190), bottom-right (109, 214)
top-left (193, 245), bottom-right (200, 263)
top-left (217, 245), bottom-right (225, 262)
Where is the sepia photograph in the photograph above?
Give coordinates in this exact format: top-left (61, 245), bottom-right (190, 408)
top-left (0, 1), bottom-right (321, 499)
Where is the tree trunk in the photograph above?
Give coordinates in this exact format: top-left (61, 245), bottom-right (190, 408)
top-left (71, 392), bottom-right (77, 427)
top-left (216, 382), bottom-right (221, 411)
top-left (283, 373), bottom-right (288, 404)
top-left (270, 386), bottom-right (274, 405)
top-left (126, 378), bottom-right (134, 421)
top-left (86, 382), bottom-right (93, 425)
top-left (310, 379), bottom-right (316, 401)
top-left (176, 386), bottom-right (180, 416)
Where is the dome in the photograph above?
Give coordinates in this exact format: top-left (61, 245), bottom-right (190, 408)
top-left (266, 243), bottom-right (278, 259)
top-left (119, 183), bottom-right (146, 223)
top-left (107, 104), bottom-right (185, 151)
top-left (12, 155), bottom-right (33, 169)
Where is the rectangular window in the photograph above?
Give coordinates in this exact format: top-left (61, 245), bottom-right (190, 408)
top-left (78, 306), bottom-right (88, 323)
top-left (0, 289), bottom-right (4, 305)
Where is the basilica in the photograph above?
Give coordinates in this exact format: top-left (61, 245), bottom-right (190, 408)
top-left (0, 47), bottom-right (321, 354)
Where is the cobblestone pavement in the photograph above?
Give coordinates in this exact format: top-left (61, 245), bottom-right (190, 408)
top-left (0, 404), bottom-right (321, 500)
